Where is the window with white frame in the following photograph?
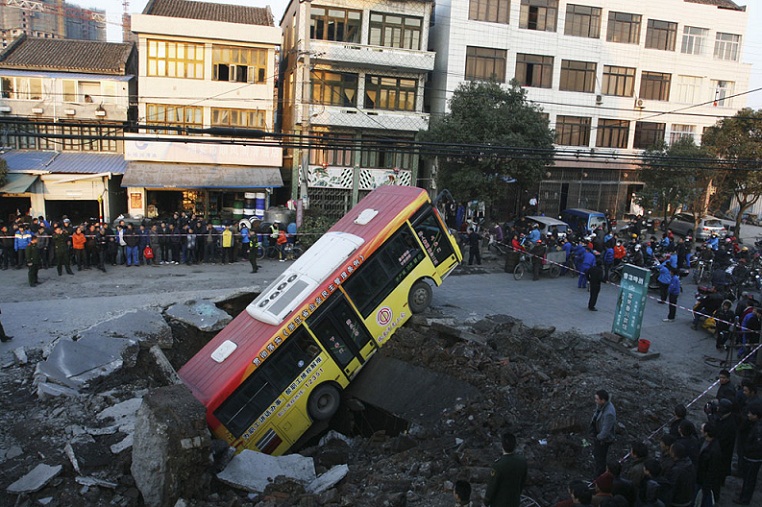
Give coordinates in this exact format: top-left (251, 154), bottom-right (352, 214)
top-left (711, 80), bottom-right (734, 107)
top-left (212, 45), bottom-right (267, 84)
top-left (468, 0), bottom-right (510, 25)
top-left (714, 33), bottom-right (741, 61)
top-left (675, 75), bottom-right (702, 104)
top-left (62, 80), bottom-right (113, 103)
top-left (670, 125), bottom-right (696, 145)
top-left (369, 12), bottom-right (422, 49)
top-left (681, 26), bottom-right (708, 55)
top-left (146, 39), bottom-right (204, 79)
top-left (211, 108), bottom-right (267, 129)
top-left (0, 76), bottom-right (43, 100)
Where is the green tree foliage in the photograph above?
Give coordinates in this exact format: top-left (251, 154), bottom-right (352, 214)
top-left (297, 207), bottom-right (336, 250)
top-left (636, 137), bottom-right (713, 229)
top-left (702, 108), bottom-right (762, 238)
top-left (420, 80), bottom-right (554, 213)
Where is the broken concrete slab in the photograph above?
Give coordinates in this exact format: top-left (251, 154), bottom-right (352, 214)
top-left (131, 384), bottom-right (211, 507)
top-left (97, 397), bottom-right (143, 433)
top-left (35, 336), bottom-right (138, 390)
top-left (430, 322), bottom-right (489, 346)
top-left (216, 450), bottom-right (316, 493)
top-left (75, 476), bottom-right (117, 489)
top-left (165, 300), bottom-right (232, 333)
top-left (110, 434), bottom-right (133, 455)
top-left (13, 346), bottom-right (27, 365)
top-left (6, 463), bottom-right (62, 494)
top-left (306, 464), bottom-right (349, 495)
top-left (65, 434), bottom-right (112, 474)
top-left (36, 381), bottom-right (81, 400)
top-left (77, 309), bottom-right (173, 349)
top-left (149, 345), bottom-right (181, 385)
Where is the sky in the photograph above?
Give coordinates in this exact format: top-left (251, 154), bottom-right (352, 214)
top-left (83, 0), bottom-right (762, 109)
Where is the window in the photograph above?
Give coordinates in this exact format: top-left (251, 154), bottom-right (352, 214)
top-left (361, 136), bottom-right (413, 169)
top-left (211, 108), bottom-right (267, 129)
top-left (559, 60), bottom-right (596, 93)
top-left (214, 328), bottom-right (319, 438)
top-left (670, 124), bottom-right (696, 145)
top-left (519, 0), bottom-right (558, 32)
top-left (645, 19), bottom-right (677, 51)
top-left (469, 0), bottom-right (510, 24)
top-left (596, 119), bottom-right (630, 148)
top-left (515, 54), bottom-right (553, 88)
top-left (602, 65), bottom-right (636, 97)
top-left (681, 26), bottom-right (708, 55)
top-left (343, 226), bottom-right (424, 317)
top-left (555, 115), bottom-right (591, 146)
top-left (411, 205), bottom-right (456, 267)
top-left (369, 12), bottom-right (422, 49)
top-left (633, 122), bottom-right (666, 149)
top-left (465, 46), bottom-right (507, 82)
top-left (675, 75), bottom-right (701, 104)
top-left (364, 76), bottom-right (417, 111)
top-left (606, 12), bottom-right (641, 44)
top-left (310, 7), bottom-right (361, 42)
top-left (711, 80), bottom-right (734, 107)
top-left (309, 133), bottom-right (354, 167)
top-left (0, 76), bottom-right (42, 100)
top-left (145, 103), bottom-right (203, 134)
top-left (311, 70), bottom-right (358, 106)
top-left (11, 121), bottom-right (121, 152)
top-left (714, 33), bottom-right (741, 61)
top-left (564, 4), bottom-right (601, 38)
top-left (62, 80), bottom-right (116, 104)
top-left (146, 40), bottom-right (204, 79)
top-left (212, 46), bottom-right (267, 84)
top-left (640, 72), bottom-right (671, 101)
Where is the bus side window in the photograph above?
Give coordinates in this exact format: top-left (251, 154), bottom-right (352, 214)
top-left (411, 207), bottom-right (455, 266)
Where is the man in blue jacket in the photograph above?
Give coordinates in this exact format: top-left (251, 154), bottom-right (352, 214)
top-left (14, 223), bottom-right (31, 270)
top-left (658, 258), bottom-right (672, 304)
top-left (665, 266), bottom-right (681, 322)
top-left (578, 246), bottom-right (596, 289)
top-left (603, 243), bottom-right (615, 282)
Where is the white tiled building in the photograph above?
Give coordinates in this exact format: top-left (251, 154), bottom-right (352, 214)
top-left (429, 0), bottom-right (751, 215)
top-left (279, 0), bottom-right (434, 218)
top-left (125, 0), bottom-right (283, 221)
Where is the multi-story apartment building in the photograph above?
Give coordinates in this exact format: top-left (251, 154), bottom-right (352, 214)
top-left (279, 0), bottom-right (434, 218)
top-left (0, 35), bottom-right (136, 223)
top-left (0, 0), bottom-right (106, 45)
top-left (429, 0), bottom-right (751, 216)
top-left (126, 0), bottom-right (282, 221)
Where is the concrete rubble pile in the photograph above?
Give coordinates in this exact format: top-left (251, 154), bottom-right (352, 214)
top-left (0, 301), bottom-right (704, 507)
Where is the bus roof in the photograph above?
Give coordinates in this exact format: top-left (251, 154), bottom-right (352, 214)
top-left (178, 186), bottom-right (430, 407)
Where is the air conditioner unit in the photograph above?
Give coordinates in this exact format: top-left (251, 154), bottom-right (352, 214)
top-left (0, 106), bottom-right (11, 113)
top-left (595, 95), bottom-right (603, 105)
top-left (31, 107), bottom-right (43, 114)
top-left (634, 98), bottom-right (645, 109)
top-left (64, 109), bottom-right (76, 116)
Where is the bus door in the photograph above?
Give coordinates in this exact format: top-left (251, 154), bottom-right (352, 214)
top-left (306, 294), bottom-right (375, 380)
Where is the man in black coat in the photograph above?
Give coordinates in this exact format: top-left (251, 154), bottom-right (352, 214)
top-left (667, 442), bottom-right (696, 507)
top-left (735, 404), bottom-right (762, 505)
top-left (697, 421), bottom-right (723, 505)
top-left (587, 255), bottom-right (604, 311)
top-left (713, 399), bottom-right (737, 488)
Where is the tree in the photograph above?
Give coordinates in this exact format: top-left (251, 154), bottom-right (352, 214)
top-left (636, 137), bottom-right (713, 231)
top-left (0, 158), bottom-right (7, 187)
top-left (419, 80), bottom-right (554, 217)
top-left (702, 108), bottom-right (762, 239)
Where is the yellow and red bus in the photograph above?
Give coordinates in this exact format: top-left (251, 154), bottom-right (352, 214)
top-left (178, 186), bottom-right (462, 455)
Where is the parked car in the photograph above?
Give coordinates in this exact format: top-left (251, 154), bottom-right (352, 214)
top-left (524, 216), bottom-right (571, 239)
top-left (560, 208), bottom-right (609, 236)
top-left (664, 213), bottom-right (726, 239)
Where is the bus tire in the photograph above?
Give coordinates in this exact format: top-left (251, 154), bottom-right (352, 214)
top-left (408, 280), bottom-right (432, 313)
top-left (308, 383), bottom-right (341, 421)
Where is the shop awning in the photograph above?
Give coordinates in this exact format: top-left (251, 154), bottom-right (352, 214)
top-left (122, 162), bottom-right (283, 189)
top-left (0, 173), bottom-right (38, 194)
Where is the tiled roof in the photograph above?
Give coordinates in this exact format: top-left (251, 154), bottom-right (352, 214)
top-left (0, 36), bottom-right (134, 75)
top-left (143, 0), bottom-right (273, 26)
top-left (684, 0), bottom-right (745, 10)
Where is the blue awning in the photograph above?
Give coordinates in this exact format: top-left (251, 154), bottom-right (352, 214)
top-left (0, 173), bottom-right (38, 194)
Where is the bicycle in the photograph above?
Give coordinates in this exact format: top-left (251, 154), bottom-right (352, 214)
top-left (513, 253), bottom-right (533, 280)
top-left (256, 241), bottom-right (303, 261)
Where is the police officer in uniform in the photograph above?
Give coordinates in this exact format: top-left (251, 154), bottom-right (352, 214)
top-left (52, 225), bottom-right (74, 276)
top-left (483, 432), bottom-right (528, 507)
top-left (25, 235), bottom-right (41, 286)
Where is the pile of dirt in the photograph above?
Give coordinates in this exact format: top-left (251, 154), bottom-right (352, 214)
top-left (0, 312), bottom-right (703, 507)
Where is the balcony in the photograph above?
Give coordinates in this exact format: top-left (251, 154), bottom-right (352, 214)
top-left (310, 40), bottom-right (435, 72)
top-left (309, 105), bottom-right (429, 132)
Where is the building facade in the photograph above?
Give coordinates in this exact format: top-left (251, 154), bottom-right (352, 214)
top-left (0, 35), bottom-right (136, 223)
top-left (279, 0), bottom-right (434, 219)
top-left (429, 0), bottom-right (751, 216)
top-left (126, 0), bottom-right (283, 222)
top-left (0, 0), bottom-right (106, 45)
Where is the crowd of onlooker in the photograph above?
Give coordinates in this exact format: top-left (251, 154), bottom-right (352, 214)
top-left (0, 211), bottom-right (296, 274)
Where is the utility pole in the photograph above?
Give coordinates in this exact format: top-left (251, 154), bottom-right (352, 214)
top-left (298, 0), bottom-right (311, 209)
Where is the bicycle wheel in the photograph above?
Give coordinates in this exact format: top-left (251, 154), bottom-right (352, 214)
top-left (291, 246), bottom-right (303, 259)
top-left (256, 245), bottom-right (265, 260)
top-left (514, 263), bottom-right (527, 281)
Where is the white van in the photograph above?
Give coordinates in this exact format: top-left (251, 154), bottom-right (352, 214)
top-left (525, 216), bottom-right (570, 239)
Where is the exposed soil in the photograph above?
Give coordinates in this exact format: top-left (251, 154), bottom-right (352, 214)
top-left (1, 294), bottom-right (722, 507)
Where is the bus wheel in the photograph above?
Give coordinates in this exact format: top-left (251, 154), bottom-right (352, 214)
top-left (308, 384), bottom-right (341, 421)
top-left (408, 281), bottom-right (432, 313)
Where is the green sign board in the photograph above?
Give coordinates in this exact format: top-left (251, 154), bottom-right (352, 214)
top-left (612, 264), bottom-right (651, 341)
